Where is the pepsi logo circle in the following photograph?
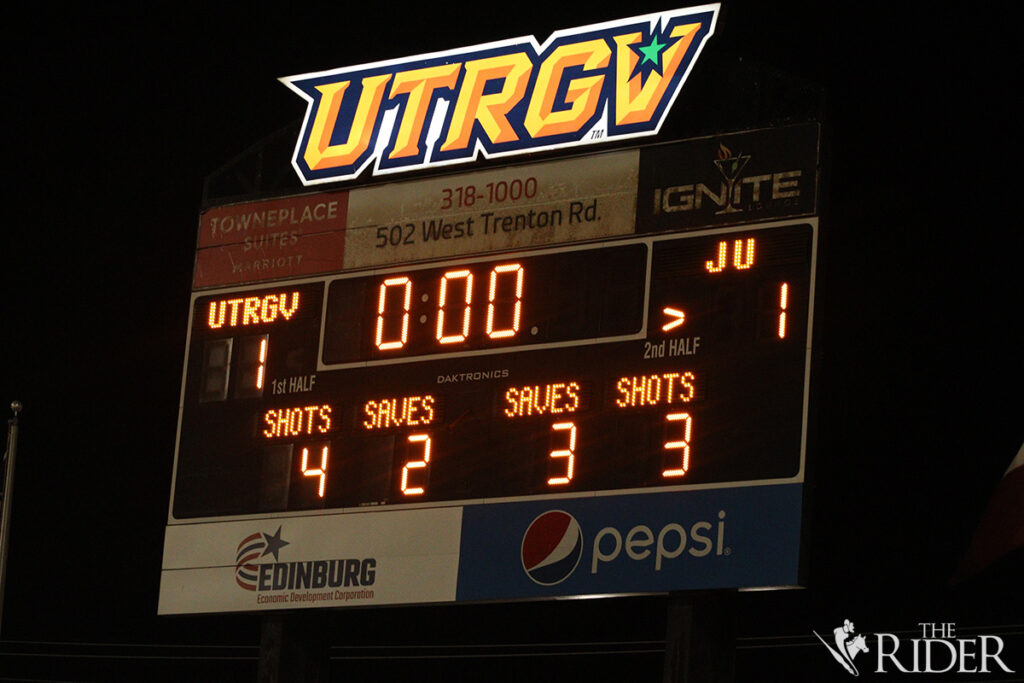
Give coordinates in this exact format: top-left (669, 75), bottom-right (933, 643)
top-left (521, 510), bottom-right (583, 585)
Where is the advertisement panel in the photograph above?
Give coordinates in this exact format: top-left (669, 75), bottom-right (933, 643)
top-left (638, 122), bottom-right (819, 233)
top-left (194, 192), bottom-right (349, 288)
top-left (158, 485), bottom-right (800, 615)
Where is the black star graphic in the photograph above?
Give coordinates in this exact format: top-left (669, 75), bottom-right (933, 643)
top-left (261, 526), bottom-right (290, 561)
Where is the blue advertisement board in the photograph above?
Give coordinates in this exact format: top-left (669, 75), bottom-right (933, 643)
top-left (457, 483), bottom-right (803, 601)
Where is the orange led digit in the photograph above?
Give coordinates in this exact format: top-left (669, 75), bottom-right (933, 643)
top-left (778, 282), bottom-right (789, 339)
top-left (436, 269), bottom-right (473, 344)
top-left (400, 433), bottom-right (432, 496)
top-left (375, 276), bottom-right (412, 350)
top-left (255, 338), bottom-right (268, 390)
top-left (486, 263), bottom-right (524, 339)
top-left (662, 412), bottom-right (692, 478)
top-left (300, 444), bottom-right (328, 497)
top-left (232, 334), bottom-right (269, 399)
top-left (547, 421), bottom-right (576, 486)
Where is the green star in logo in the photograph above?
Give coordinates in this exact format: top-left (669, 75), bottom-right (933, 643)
top-left (638, 35), bottom-right (667, 68)
top-left (629, 29), bottom-right (677, 80)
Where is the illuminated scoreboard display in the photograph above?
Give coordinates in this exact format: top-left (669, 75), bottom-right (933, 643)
top-left (176, 228), bottom-right (809, 514)
top-left (159, 123), bottom-right (821, 615)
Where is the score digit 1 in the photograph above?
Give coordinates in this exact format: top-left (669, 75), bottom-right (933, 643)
top-left (236, 334), bottom-right (269, 398)
top-left (777, 283), bottom-right (789, 339)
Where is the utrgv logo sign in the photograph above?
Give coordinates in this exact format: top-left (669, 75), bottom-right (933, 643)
top-left (282, 5), bottom-right (719, 185)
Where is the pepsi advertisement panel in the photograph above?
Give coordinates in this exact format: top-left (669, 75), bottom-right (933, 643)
top-left (457, 484), bottom-right (803, 600)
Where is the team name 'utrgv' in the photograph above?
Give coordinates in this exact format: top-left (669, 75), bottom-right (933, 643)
top-left (282, 6), bottom-right (719, 185)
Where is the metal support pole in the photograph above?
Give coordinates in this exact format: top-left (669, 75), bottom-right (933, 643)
top-left (0, 400), bottom-right (23, 634)
top-left (662, 591), bottom-right (735, 683)
top-left (258, 613), bottom-right (329, 683)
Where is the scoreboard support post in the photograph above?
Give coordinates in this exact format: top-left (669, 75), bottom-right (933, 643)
top-left (0, 400), bottom-right (22, 634)
top-left (662, 592), bottom-right (735, 683)
top-left (258, 613), bottom-right (329, 683)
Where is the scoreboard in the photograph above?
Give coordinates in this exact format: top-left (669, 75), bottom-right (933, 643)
top-left (159, 124), bottom-right (820, 615)
top-left (175, 225), bottom-right (811, 516)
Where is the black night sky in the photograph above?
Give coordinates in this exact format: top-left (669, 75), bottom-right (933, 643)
top-left (1, 3), bottom-right (1020, 681)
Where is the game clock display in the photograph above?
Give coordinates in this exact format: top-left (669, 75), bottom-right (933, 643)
top-left (170, 221), bottom-right (815, 519)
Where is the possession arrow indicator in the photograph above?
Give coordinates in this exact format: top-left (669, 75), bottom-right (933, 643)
top-left (661, 307), bottom-right (686, 332)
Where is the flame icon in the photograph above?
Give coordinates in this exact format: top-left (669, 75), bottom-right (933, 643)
top-left (713, 142), bottom-right (751, 214)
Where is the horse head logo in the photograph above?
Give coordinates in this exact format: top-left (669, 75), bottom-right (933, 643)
top-left (814, 619), bottom-right (870, 676)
